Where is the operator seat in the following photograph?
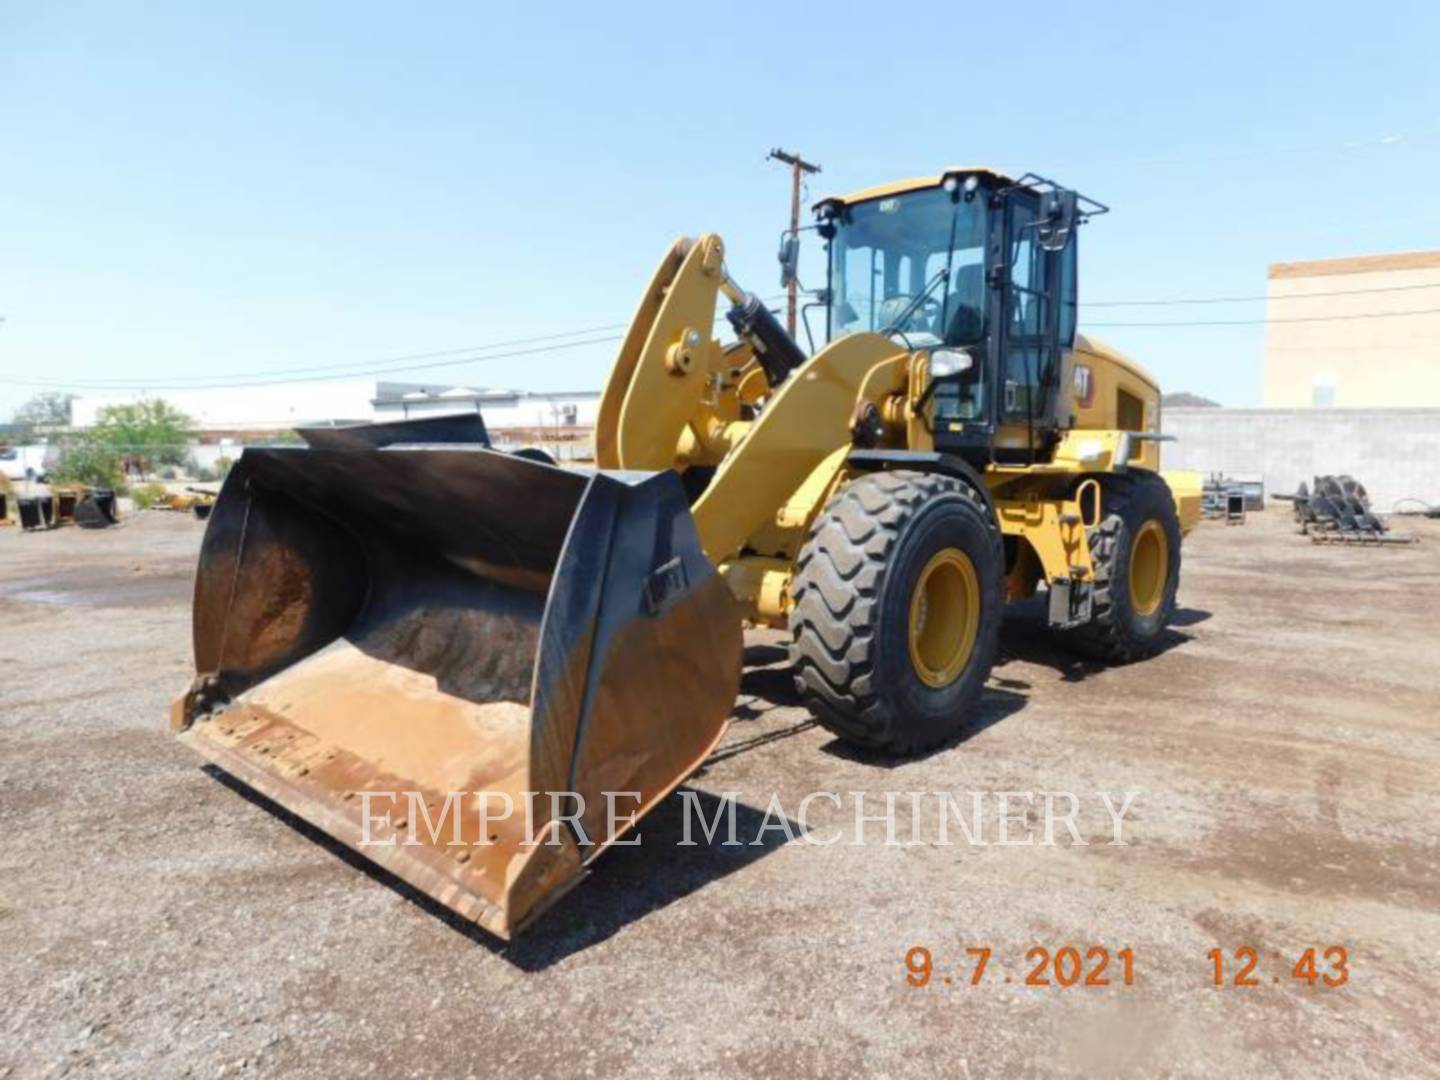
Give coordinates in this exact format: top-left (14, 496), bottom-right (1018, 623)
top-left (941, 262), bottom-right (986, 345)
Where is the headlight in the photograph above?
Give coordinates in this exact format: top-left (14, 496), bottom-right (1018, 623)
top-left (929, 349), bottom-right (974, 379)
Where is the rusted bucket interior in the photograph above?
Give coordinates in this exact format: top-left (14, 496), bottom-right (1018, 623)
top-left (177, 445), bottom-right (741, 937)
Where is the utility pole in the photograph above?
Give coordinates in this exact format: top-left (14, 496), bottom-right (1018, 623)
top-left (768, 148), bottom-right (821, 336)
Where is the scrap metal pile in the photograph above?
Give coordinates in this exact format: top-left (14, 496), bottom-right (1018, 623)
top-left (1277, 475), bottom-right (1414, 545)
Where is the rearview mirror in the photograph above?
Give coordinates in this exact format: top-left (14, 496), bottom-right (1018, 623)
top-left (778, 233), bottom-right (800, 287)
top-left (1036, 188), bottom-right (1078, 251)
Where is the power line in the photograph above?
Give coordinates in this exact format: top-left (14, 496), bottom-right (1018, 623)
top-left (1082, 281), bottom-right (1440, 307)
top-left (0, 333), bottom-right (627, 391)
top-left (0, 298), bottom-right (789, 392)
top-left (3, 320), bottom-right (639, 388)
top-left (1088, 306), bottom-right (1440, 328)
top-left (5, 120), bottom-right (1438, 394)
top-left (5, 288), bottom-right (1440, 393)
top-left (3, 329), bottom-right (634, 390)
top-left (159, 321), bottom-right (639, 380)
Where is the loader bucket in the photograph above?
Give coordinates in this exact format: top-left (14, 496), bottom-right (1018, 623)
top-left (74, 488), bottom-right (119, 528)
top-left (172, 444), bottom-right (742, 938)
top-left (53, 485), bottom-right (80, 526)
top-left (18, 495), bottom-right (54, 531)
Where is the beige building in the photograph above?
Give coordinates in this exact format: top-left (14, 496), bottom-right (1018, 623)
top-left (1263, 249), bottom-right (1440, 407)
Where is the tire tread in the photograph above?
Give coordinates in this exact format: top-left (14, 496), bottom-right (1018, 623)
top-left (1067, 471), bottom-right (1181, 662)
top-left (790, 470), bottom-right (1001, 753)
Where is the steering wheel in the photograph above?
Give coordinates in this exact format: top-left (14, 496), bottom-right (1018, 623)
top-left (877, 294), bottom-right (941, 334)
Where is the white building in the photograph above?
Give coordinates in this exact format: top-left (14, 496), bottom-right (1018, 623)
top-left (372, 385), bottom-right (600, 431)
top-left (1264, 250), bottom-right (1440, 408)
top-left (70, 380), bottom-right (600, 436)
top-left (71, 380), bottom-right (380, 432)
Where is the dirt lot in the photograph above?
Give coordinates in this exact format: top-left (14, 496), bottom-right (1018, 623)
top-left (2, 508), bottom-right (1438, 1078)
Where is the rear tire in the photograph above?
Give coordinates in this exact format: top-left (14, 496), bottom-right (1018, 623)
top-left (1065, 471), bottom-right (1181, 661)
top-left (789, 470), bottom-right (1003, 754)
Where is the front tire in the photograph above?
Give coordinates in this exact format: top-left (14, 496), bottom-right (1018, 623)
top-left (789, 470), bottom-right (1003, 754)
top-left (1065, 471), bottom-right (1181, 661)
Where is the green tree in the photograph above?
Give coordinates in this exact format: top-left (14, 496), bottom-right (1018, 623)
top-left (91, 398), bottom-right (196, 472)
top-left (12, 391), bottom-right (76, 431)
top-left (50, 441), bottom-right (124, 489)
top-left (50, 397), bottom-right (196, 489)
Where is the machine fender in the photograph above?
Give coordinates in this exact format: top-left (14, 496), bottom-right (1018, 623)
top-left (690, 333), bottom-right (901, 564)
top-left (845, 449), bottom-right (999, 530)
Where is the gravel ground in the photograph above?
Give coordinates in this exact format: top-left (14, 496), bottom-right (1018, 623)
top-left (1, 508), bottom-right (1438, 1078)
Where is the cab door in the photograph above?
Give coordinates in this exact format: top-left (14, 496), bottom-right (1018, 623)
top-left (994, 190), bottom-right (1075, 461)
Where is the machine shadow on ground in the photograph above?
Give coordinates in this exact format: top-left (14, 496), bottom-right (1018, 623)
top-left (725, 605), bottom-right (1208, 765)
top-left (204, 767), bottom-right (791, 972)
top-left (731, 641), bottom-right (1029, 766)
top-left (996, 600), bottom-right (1208, 683)
top-left (815, 686), bottom-right (1029, 765)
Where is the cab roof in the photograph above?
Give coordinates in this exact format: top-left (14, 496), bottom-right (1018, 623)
top-left (815, 167), bottom-right (1016, 211)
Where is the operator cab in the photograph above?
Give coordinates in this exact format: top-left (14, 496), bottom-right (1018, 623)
top-left (812, 168), bottom-right (1105, 466)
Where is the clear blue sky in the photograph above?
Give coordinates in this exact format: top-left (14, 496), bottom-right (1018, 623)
top-left (3, 0), bottom-right (1439, 418)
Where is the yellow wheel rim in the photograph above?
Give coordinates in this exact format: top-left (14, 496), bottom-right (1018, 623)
top-left (1129, 520), bottom-right (1169, 617)
top-left (907, 548), bottom-right (981, 688)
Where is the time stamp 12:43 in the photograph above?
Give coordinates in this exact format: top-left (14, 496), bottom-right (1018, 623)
top-left (903, 945), bottom-right (1350, 988)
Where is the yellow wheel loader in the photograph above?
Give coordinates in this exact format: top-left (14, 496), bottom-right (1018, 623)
top-left (173, 168), bottom-right (1202, 937)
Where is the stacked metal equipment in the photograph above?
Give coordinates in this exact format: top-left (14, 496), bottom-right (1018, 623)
top-left (1201, 473), bottom-right (1249, 525)
top-left (1275, 475), bottom-right (1414, 545)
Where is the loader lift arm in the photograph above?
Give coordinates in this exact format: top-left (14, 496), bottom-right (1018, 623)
top-left (595, 234), bottom-right (803, 476)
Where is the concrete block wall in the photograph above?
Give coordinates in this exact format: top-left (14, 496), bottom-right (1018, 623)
top-left (1160, 408), bottom-right (1440, 512)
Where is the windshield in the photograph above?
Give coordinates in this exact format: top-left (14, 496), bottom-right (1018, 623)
top-left (826, 187), bottom-right (987, 347)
